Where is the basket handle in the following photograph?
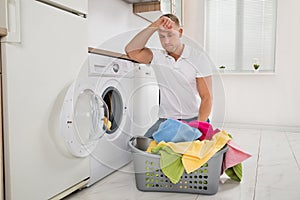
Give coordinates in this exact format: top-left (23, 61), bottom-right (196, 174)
top-left (129, 137), bottom-right (136, 142)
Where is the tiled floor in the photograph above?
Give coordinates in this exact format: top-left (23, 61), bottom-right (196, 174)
top-left (64, 127), bottom-right (300, 200)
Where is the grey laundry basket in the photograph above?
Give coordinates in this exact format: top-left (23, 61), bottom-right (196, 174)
top-left (129, 136), bottom-right (228, 195)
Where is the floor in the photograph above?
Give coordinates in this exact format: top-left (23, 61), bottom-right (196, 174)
top-left (64, 127), bottom-right (300, 200)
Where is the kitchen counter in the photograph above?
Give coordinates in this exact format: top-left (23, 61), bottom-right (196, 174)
top-left (88, 47), bottom-right (138, 63)
top-left (0, 28), bottom-right (7, 37)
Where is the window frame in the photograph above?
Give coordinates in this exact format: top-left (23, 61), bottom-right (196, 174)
top-left (204, 0), bottom-right (278, 74)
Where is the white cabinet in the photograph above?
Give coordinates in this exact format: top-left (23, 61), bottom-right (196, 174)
top-left (37, 0), bottom-right (88, 15)
top-left (1, 0), bottom-right (89, 199)
top-left (0, 0), bottom-right (7, 29)
top-left (0, 0), bottom-right (21, 42)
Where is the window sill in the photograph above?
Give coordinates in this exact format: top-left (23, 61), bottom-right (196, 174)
top-left (217, 70), bottom-right (276, 75)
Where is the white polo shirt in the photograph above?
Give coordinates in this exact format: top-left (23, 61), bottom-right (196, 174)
top-left (150, 45), bottom-right (213, 119)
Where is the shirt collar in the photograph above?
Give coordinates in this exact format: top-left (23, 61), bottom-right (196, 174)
top-left (163, 44), bottom-right (191, 59)
top-left (180, 44), bottom-right (191, 59)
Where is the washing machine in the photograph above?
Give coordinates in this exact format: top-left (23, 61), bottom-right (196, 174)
top-left (60, 53), bottom-right (135, 187)
top-left (131, 64), bottom-right (159, 136)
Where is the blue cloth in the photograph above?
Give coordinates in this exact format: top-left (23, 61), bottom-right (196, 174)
top-left (152, 119), bottom-right (202, 143)
top-left (144, 116), bottom-right (198, 138)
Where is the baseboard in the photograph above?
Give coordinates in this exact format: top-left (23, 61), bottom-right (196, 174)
top-left (211, 122), bottom-right (300, 133)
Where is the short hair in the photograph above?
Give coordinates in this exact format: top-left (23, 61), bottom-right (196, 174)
top-left (161, 13), bottom-right (181, 26)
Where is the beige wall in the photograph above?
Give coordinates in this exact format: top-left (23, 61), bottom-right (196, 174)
top-left (182, 0), bottom-right (205, 46)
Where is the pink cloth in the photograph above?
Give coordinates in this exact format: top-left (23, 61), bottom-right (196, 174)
top-left (221, 140), bottom-right (252, 174)
top-left (183, 121), bottom-right (215, 140)
top-left (182, 120), bottom-right (251, 175)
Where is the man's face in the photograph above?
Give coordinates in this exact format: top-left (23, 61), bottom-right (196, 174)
top-left (158, 26), bottom-right (182, 53)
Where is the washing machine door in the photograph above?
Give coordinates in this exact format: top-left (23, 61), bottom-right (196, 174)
top-left (60, 82), bottom-right (109, 157)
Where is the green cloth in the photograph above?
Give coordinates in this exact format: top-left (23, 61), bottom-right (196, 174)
top-left (224, 134), bottom-right (244, 182)
top-left (151, 145), bottom-right (184, 184)
top-left (225, 163), bottom-right (243, 182)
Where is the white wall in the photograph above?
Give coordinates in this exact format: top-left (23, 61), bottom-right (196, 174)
top-left (184, 0), bottom-right (300, 128)
top-left (88, 0), bottom-right (300, 128)
top-left (88, 0), bottom-right (149, 52)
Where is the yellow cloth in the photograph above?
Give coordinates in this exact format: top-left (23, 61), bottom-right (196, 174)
top-left (147, 130), bottom-right (231, 173)
top-left (103, 117), bottom-right (112, 131)
top-left (146, 140), bottom-right (158, 153)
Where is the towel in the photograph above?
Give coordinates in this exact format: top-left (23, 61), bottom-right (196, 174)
top-left (149, 131), bottom-right (231, 173)
top-left (146, 140), bottom-right (158, 153)
top-left (183, 120), bottom-right (214, 140)
top-left (182, 120), bottom-right (223, 140)
top-left (152, 119), bottom-right (202, 143)
top-left (222, 140), bottom-right (252, 182)
top-left (181, 131), bottom-right (230, 173)
top-left (225, 163), bottom-right (243, 182)
top-left (151, 145), bottom-right (184, 184)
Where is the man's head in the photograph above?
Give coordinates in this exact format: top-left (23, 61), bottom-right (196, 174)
top-left (162, 13), bottom-right (181, 27)
top-left (158, 14), bottom-right (183, 54)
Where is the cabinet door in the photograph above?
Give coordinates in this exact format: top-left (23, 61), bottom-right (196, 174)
top-left (0, 0), bottom-right (7, 29)
top-left (37, 0), bottom-right (88, 14)
top-left (2, 0), bottom-right (89, 199)
top-left (0, 75), bottom-right (3, 200)
top-left (0, 0), bottom-right (21, 43)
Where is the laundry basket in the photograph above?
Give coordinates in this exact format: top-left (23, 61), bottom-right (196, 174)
top-left (129, 136), bottom-right (228, 195)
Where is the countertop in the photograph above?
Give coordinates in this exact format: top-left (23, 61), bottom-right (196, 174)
top-left (0, 27), bottom-right (7, 37)
top-left (88, 47), bottom-right (138, 63)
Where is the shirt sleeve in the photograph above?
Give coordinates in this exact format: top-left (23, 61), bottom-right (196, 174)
top-left (150, 49), bottom-right (157, 65)
top-left (150, 48), bottom-right (164, 65)
top-left (195, 52), bottom-right (214, 78)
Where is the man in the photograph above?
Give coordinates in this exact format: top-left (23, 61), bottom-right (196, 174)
top-left (125, 14), bottom-right (213, 137)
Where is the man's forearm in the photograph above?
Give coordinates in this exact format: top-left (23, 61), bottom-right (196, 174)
top-left (125, 24), bottom-right (159, 54)
top-left (197, 97), bottom-right (212, 121)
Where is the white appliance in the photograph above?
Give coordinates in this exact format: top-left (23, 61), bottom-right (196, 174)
top-left (87, 54), bottom-right (134, 185)
top-left (132, 64), bottom-right (159, 136)
top-left (60, 53), bottom-right (134, 187)
top-left (1, 0), bottom-right (90, 199)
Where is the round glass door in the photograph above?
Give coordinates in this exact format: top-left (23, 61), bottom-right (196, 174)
top-left (73, 89), bottom-right (109, 145)
top-left (60, 83), bottom-right (109, 157)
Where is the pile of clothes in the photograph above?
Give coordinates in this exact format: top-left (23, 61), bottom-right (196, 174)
top-left (146, 119), bottom-right (251, 184)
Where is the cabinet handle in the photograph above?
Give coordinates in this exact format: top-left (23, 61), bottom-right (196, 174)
top-left (2, 0), bottom-right (21, 43)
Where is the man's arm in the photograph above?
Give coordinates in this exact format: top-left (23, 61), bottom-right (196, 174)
top-left (196, 76), bottom-right (212, 121)
top-left (125, 16), bottom-right (175, 64)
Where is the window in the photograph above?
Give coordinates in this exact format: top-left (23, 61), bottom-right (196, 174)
top-left (205, 0), bottom-right (277, 72)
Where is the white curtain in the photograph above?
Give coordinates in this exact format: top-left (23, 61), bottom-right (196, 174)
top-left (205, 0), bottom-right (277, 71)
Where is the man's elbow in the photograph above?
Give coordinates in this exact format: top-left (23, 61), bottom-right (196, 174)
top-left (125, 46), bottom-right (136, 59)
top-left (125, 45), bottom-right (131, 56)
top-left (202, 95), bottom-right (213, 105)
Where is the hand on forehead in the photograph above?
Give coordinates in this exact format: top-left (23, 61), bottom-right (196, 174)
top-left (159, 16), bottom-right (177, 30)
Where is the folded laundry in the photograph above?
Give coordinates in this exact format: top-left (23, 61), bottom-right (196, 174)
top-left (152, 118), bottom-right (202, 143)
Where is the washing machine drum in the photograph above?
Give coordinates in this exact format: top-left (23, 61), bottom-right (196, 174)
top-left (60, 83), bottom-right (109, 157)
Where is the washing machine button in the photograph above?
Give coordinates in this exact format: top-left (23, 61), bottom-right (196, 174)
top-left (112, 63), bottom-right (120, 73)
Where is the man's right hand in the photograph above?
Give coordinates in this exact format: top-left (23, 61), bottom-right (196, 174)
top-left (151, 16), bottom-right (175, 30)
